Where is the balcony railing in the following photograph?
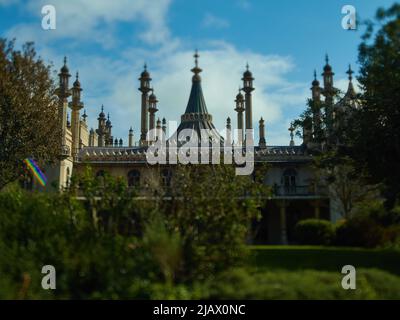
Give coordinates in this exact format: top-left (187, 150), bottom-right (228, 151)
top-left (273, 185), bottom-right (328, 197)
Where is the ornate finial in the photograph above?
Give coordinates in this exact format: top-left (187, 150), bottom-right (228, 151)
top-left (64, 56), bottom-right (67, 65)
top-left (325, 54), bottom-right (329, 64)
top-left (194, 49), bottom-right (199, 68)
top-left (101, 105), bottom-right (104, 112)
top-left (346, 64), bottom-right (354, 81)
top-left (144, 62), bottom-right (147, 70)
top-left (76, 71), bottom-right (79, 80)
top-left (162, 117), bottom-right (166, 124)
top-left (246, 62), bottom-right (249, 71)
top-left (314, 69), bottom-right (317, 80)
top-left (107, 113), bottom-right (110, 120)
top-left (130, 126), bottom-right (133, 132)
top-left (82, 109), bottom-right (87, 121)
top-left (191, 49), bottom-right (202, 81)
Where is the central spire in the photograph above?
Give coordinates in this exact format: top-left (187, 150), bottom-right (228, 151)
top-left (183, 50), bottom-right (209, 115)
top-left (175, 50), bottom-right (222, 143)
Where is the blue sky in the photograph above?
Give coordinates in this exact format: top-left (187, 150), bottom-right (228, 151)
top-left (0, 0), bottom-right (396, 145)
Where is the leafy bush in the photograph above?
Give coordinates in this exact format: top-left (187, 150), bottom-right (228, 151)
top-left (294, 219), bottom-right (335, 245)
top-left (352, 199), bottom-right (400, 227)
top-left (335, 216), bottom-right (384, 248)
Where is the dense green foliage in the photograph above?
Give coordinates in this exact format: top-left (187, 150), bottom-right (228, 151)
top-left (0, 165), bottom-right (269, 299)
top-left (340, 4), bottom-right (400, 207)
top-left (334, 199), bottom-right (400, 248)
top-left (294, 219), bottom-right (335, 245)
top-left (0, 39), bottom-right (61, 190)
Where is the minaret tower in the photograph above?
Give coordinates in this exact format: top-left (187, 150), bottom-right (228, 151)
top-left (97, 105), bottom-right (106, 147)
top-left (322, 55), bottom-right (336, 132)
top-left (54, 57), bottom-right (72, 190)
top-left (148, 90), bottom-right (159, 142)
top-left (322, 55), bottom-right (335, 102)
top-left (311, 70), bottom-right (321, 102)
top-left (234, 88), bottom-right (245, 145)
top-left (162, 118), bottom-right (167, 136)
top-left (70, 72), bottom-right (84, 159)
top-left (139, 64), bottom-right (152, 146)
top-left (128, 127), bottom-right (134, 147)
top-left (226, 117), bottom-right (232, 146)
top-left (242, 64), bottom-right (255, 141)
top-left (311, 70), bottom-right (322, 135)
top-left (259, 117), bottom-right (266, 149)
top-left (156, 118), bottom-right (162, 141)
top-left (58, 57), bottom-right (71, 156)
top-left (106, 113), bottom-right (112, 146)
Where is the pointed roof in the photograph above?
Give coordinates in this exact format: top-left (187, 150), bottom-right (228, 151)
top-left (183, 76), bottom-right (210, 114)
top-left (345, 64), bottom-right (356, 98)
top-left (175, 51), bottom-right (223, 143)
top-left (183, 50), bottom-right (209, 114)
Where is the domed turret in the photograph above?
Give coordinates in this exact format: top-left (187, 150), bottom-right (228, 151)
top-left (98, 105), bottom-right (105, 119)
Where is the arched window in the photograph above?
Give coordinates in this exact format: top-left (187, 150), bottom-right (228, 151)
top-left (128, 170), bottom-right (140, 187)
top-left (161, 168), bottom-right (172, 187)
top-left (283, 168), bottom-right (297, 194)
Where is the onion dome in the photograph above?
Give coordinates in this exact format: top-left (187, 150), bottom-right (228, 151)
top-left (243, 63), bottom-right (253, 78)
top-left (140, 63), bottom-right (150, 78)
top-left (73, 72), bottom-right (81, 88)
top-left (99, 105), bottom-right (105, 118)
top-left (60, 56), bottom-right (69, 74)
top-left (323, 54), bottom-right (332, 72)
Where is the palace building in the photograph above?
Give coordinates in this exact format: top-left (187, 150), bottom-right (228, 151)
top-left (42, 52), bottom-right (358, 244)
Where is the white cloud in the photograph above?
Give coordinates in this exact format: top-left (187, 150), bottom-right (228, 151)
top-left (6, 0), bottom-right (172, 47)
top-left (202, 13), bottom-right (230, 29)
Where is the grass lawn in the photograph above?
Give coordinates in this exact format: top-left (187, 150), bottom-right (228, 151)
top-left (249, 245), bottom-right (400, 276)
top-left (206, 246), bottom-right (399, 299)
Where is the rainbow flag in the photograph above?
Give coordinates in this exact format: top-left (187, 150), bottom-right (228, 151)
top-left (23, 158), bottom-right (47, 187)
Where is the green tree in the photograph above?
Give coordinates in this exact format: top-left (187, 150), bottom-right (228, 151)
top-left (343, 4), bottom-right (400, 208)
top-left (0, 39), bottom-right (61, 190)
